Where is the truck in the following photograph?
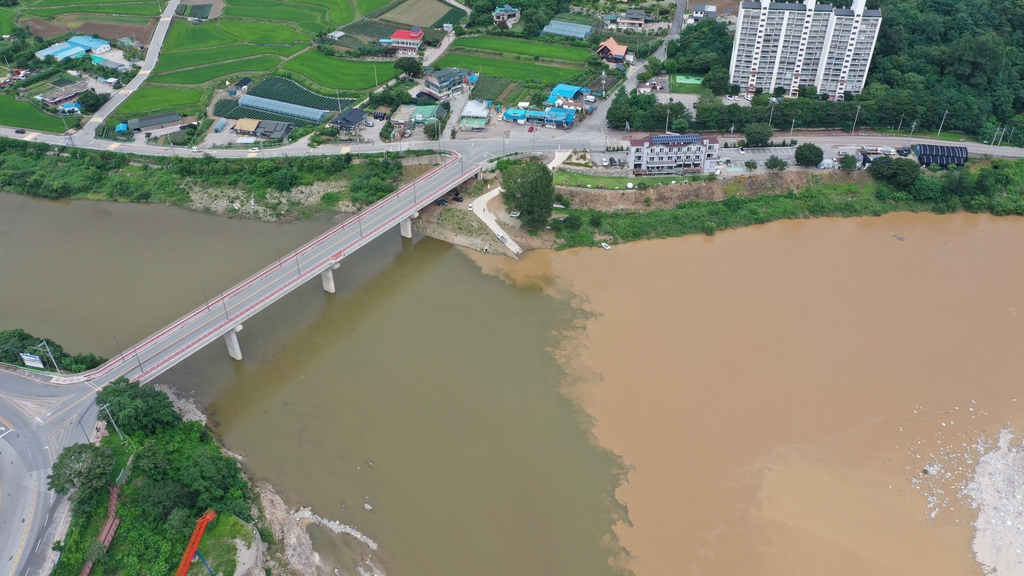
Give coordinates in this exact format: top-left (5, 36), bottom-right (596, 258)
top-left (584, 95), bottom-right (597, 103)
top-left (863, 146), bottom-right (896, 155)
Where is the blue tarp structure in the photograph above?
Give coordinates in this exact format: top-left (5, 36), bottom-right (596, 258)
top-left (550, 84), bottom-right (583, 100)
top-left (115, 123), bottom-right (129, 132)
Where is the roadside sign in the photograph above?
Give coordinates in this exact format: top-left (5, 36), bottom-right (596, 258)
top-left (19, 353), bottom-right (45, 369)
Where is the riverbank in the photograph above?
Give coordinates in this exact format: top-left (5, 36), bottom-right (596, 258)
top-left (469, 211), bottom-right (1024, 576)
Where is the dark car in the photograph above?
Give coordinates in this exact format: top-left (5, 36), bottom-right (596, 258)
top-left (609, 157), bottom-right (617, 166)
top-left (896, 148), bottom-right (911, 157)
top-left (693, 102), bottom-right (698, 109)
top-left (452, 196), bottom-right (464, 202)
top-left (14, 129), bottom-right (26, 134)
top-left (435, 198), bottom-right (449, 206)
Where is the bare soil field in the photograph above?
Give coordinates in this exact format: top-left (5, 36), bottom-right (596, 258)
top-left (75, 19), bottom-right (156, 43)
top-left (23, 18), bottom-right (66, 38)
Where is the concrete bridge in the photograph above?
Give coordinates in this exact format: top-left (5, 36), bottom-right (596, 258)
top-left (50, 150), bottom-right (480, 386)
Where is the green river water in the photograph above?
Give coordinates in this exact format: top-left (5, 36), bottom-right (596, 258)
top-left (0, 193), bottom-right (627, 576)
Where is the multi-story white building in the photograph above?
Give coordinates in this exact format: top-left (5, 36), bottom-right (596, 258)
top-left (728, 0), bottom-right (881, 100)
top-left (628, 133), bottom-right (720, 174)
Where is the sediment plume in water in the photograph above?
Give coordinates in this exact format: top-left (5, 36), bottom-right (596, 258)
top-left (964, 429), bottom-right (1024, 576)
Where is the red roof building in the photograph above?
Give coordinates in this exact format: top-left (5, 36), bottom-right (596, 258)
top-left (390, 28), bottom-right (424, 54)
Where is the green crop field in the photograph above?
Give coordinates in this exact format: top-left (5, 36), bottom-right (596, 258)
top-left (23, 3), bottom-right (161, 17)
top-left (164, 20), bottom-right (240, 51)
top-left (0, 95), bottom-right (68, 132)
top-left (222, 4), bottom-right (331, 33)
top-left (340, 18), bottom-right (397, 40)
top-left (149, 55), bottom-right (283, 84)
top-left (118, 87), bottom-right (205, 116)
top-left (219, 19), bottom-right (308, 43)
top-left (433, 54), bottom-right (576, 84)
top-left (355, 0), bottom-right (390, 16)
top-left (281, 49), bottom-right (395, 89)
top-left (380, 0), bottom-right (450, 26)
top-left (452, 36), bottom-right (592, 62)
top-left (0, 9), bottom-right (15, 35)
top-left (27, 0), bottom-right (155, 7)
top-left (154, 43), bottom-right (303, 72)
top-left (431, 7), bottom-right (464, 27)
top-left (295, 0), bottom-right (355, 26)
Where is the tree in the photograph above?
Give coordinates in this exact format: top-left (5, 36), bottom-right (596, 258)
top-left (794, 143), bottom-right (824, 167)
top-left (869, 156), bottom-right (920, 189)
top-left (839, 154), bottom-right (858, 170)
top-left (701, 67), bottom-right (730, 95)
top-left (76, 90), bottom-right (109, 114)
top-left (95, 377), bottom-right (181, 437)
top-left (501, 161), bottom-right (553, 231)
top-left (744, 160), bottom-right (758, 171)
top-left (394, 57), bottom-right (423, 78)
top-left (48, 443), bottom-right (114, 513)
top-left (424, 120), bottom-right (440, 140)
top-left (765, 155), bottom-right (787, 171)
top-left (744, 123), bottom-right (773, 148)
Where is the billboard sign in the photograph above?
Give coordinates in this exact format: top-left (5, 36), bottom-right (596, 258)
top-left (19, 353), bottom-right (45, 369)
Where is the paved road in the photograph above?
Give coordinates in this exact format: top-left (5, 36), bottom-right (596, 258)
top-left (0, 370), bottom-right (98, 576)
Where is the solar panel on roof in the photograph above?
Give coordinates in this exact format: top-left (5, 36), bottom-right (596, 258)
top-left (652, 133), bottom-right (700, 144)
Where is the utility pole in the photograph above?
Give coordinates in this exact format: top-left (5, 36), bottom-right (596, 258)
top-left (113, 334), bottom-right (126, 364)
top-left (35, 341), bottom-right (61, 373)
top-left (373, 64), bottom-right (378, 87)
top-left (201, 284), bottom-right (211, 312)
top-left (131, 344), bottom-right (144, 375)
top-left (994, 126), bottom-right (1006, 147)
top-left (896, 113), bottom-right (904, 135)
top-left (936, 108), bottom-right (949, 137)
top-left (665, 107), bottom-right (670, 132)
top-left (1007, 127), bottom-right (1016, 147)
top-left (768, 105), bottom-right (774, 126)
top-left (99, 404), bottom-right (125, 442)
top-left (851, 104), bottom-right (861, 133)
top-left (906, 121), bottom-right (916, 147)
top-left (790, 117), bottom-right (796, 139)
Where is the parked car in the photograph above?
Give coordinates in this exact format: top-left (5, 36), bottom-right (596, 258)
top-left (452, 196), bottom-right (464, 202)
top-left (510, 211), bottom-right (520, 218)
top-left (498, 234), bottom-right (508, 243)
top-left (435, 198), bottom-right (449, 206)
top-left (896, 148), bottom-right (911, 157)
top-left (14, 129), bottom-right (25, 134)
top-left (602, 158), bottom-right (609, 166)
top-left (609, 157), bottom-right (617, 166)
top-left (249, 147), bottom-right (260, 152)
top-left (190, 146), bottom-right (203, 153)
top-left (528, 126), bottom-right (534, 132)
top-left (739, 147), bottom-right (745, 154)
top-left (693, 102), bottom-right (698, 109)
top-left (743, 95), bottom-right (753, 101)
top-left (365, 121), bottom-right (374, 127)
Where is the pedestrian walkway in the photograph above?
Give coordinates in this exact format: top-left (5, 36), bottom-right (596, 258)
top-left (471, 188), bottom-right (522, 256)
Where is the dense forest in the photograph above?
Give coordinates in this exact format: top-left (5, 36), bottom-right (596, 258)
top-left (658, 0), bottom-right (1024, 144)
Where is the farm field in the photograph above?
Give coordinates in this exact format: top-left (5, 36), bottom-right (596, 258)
top-left (26, 0), bottom-right (155, 7)
top-left (23, 4), bottom-right (162, 18)
top-left (118, 87), bottom-right (205, 116)
top-left (340, 18), bottom-right (397, 40)
top-left (222, 4), bottom-right (331, 33)
top-left (248, 77), bottom-right (355, 109)
top-left (281, 49), bottom-right (395, 89)
top-left (149, 55), bottom-right (283, 84)
top-left (153, 44), bottom-right (303, 72)
top-left (289, 0), bottom-right (355, 27)
top-left (433, 53), bottom-right (577, 84)
top-left (380, 0), bottom-right (451, 26)
top-left (214, 98), bottom-right (319, 126)
top-left (163, 20), bottom-right (240, 51)
top-left (0, 95), bottom-right (68, 132)
top-left (452, 36), bottom-right (592, 62)
top-left (431, 7), bottom-right (463, 27)
top-left (0, 9), bottom-right (15, 35)
top-left (219, 19), bottom-right (308, 43)
top-left (469, 74), bottom-right (511, 101)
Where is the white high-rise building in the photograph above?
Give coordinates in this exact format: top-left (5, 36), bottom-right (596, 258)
top-left (728, 0), bottom-right (881, 100)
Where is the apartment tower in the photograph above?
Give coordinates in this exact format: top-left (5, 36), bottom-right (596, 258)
top-left (728, 0), bottom-right (881, 100)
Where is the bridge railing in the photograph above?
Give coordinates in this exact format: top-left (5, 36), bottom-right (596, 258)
top-left (52, 150), bottom-right (465, 385)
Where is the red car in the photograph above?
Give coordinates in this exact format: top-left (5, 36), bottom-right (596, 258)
top-left (528, 126), bottom-right (534, 132)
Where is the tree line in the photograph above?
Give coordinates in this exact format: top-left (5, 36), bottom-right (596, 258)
top-left (0, 328), bottom-right (104, 372)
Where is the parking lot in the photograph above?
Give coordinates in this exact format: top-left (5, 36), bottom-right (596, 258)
top-left (718, 146), bottom-right (796, 167)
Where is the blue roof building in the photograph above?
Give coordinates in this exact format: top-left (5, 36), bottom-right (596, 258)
top-left (68, 35), bottom-right (111, 53)
top-left (34, 43), bottom-right (87, 61)
top-left (550, 84), bottom-right (583, 101)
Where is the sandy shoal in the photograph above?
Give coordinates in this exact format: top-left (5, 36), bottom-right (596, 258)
top-left (470, 212), bottom-right (1024, 576)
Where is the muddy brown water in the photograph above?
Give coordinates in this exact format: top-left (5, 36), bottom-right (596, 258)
top-left (7, 190), bottom-right (1024, 576)
top-left (473, 211), bottom-right (1024, 576)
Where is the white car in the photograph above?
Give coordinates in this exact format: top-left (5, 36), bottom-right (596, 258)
top-left (190, 146), bottom-right (203, 153)
top-left (365, 121), bottom-right (375, 127)
top-left (510, 211), bottom-right (520, 218)
top-left (249, 147), bottom-right (260, 152)
top-left (743, 95), bottom-right (753, 101)
top-left (602, 158), bottom-right (609, 166)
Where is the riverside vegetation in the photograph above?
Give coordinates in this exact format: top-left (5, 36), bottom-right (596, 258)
top-left (0, 138), bottom-right (411, 217)
top-left (549, 156), bottom-right (1024, 248)
top-left (0, 328), bottom-right (104, 372)
top-left (50, 378), bottom-right (259, 575)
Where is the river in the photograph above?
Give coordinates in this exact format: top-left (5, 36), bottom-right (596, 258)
top-left (5, 192), bottom-right (1024, 576)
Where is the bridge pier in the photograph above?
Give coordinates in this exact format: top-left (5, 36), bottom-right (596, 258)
top-left (321, 262), bottom-right (340, 293)
top-left (400, 217), bottom-right (412, 239)
top-left (224, 325), bottom-right (243, 360)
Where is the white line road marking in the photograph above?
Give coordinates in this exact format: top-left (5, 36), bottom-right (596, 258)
top-left (0, 429), bottom-right (11, 438)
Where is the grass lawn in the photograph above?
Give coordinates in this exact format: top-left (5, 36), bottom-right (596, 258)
top-left (149, 55), bottom-right (283, 84)
top-left (184, 514), bottom-right (254, 576)
top-left (219, 19), bottom-right (308, 43)
top-left (553, 169), bottom-right (710, 189)
top-left (452, 36), bottom-right (592, 63)
top-left (0, 9), bottom-right (14, 35)
top-left (222, 3), bottom-right (329, 32)
top-left (163, 20), bottom-right (241, 51)
top-left (379, 0), bottom-right (449, 25)
top-left (0, 95), bottom-right (68, 132)
top-left (23, 3), bottom-right (161, 17)
top-left (281, 49), bottom-right (395, 89)
top-left (433, 53), bottom-right (577, 84)
top-left (154, 43), bottom-right (304, 72)
top-left (669, 74), bottom-right (705, 93)
top-left (118, 86), bottom-right (205, 116)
